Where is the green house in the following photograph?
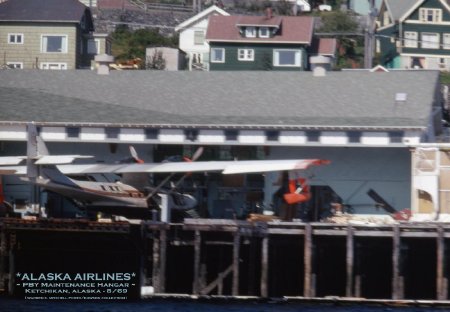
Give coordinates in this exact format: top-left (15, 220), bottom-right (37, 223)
top-left (205, 13), bottom-right (336, 71)
top-left (377, 0), bottom-right (450, 70)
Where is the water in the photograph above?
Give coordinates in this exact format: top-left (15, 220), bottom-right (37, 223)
top-left (0, 298), bottom-right (448, 312)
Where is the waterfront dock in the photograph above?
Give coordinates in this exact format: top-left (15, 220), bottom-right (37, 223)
top-left (0, 217), bottom-right (449, 302)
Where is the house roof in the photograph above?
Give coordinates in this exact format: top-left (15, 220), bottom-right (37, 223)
top-left (0, 70), bottom-right (439, 131)
top-left (206, 15), bottom-right (314, 44)
top-left (310, 38), bottom-right (337, 56)
top-left (383, 0), bottom-right (420, 21)
top-left (174, 5), bottom-right (229, 32)
top-left (0, 0), bottom-right (90, 23)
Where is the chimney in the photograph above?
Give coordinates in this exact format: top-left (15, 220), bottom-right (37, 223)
top-left (265, 6), bottom-right (273, 19)
top-left (94, 54), bottom-right (114, 75)
top-left (309, 56), bottom-right (331, 77)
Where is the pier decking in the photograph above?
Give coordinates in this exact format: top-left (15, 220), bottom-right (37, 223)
top-left (0, 217), bottom-right (449, 301)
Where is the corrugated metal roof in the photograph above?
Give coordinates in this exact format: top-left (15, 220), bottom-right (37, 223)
top-left (0, 70), bottom-right (439, 130)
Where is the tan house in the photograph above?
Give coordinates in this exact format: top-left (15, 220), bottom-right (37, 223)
top-left (0, 0), bottom-right (106, 69)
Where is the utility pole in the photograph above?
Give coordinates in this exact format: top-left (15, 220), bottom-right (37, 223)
top-left (364, 0), bottom-right (377, 68)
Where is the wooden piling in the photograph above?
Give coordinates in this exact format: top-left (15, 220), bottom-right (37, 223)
top-left (346, 225), bottom-right (354, 297)
top-left (260, 236), bottom-right (269, 298)
top-left (232, 231), bottom-right (240, 296)
top-left (193, 230), bottom-right (201, 295)
top-left (392, 224), bottom-right (401, 300)
top-left (151, 227), bottom-right (167, 294)
top-left (437, 225), bottom-right (446, 300)
top-left (159, 229), bottom-right (167, 293)
top-left (304, 223), bottom-right (313, 297)
top-left (0, 229), bottom-right (5, 291)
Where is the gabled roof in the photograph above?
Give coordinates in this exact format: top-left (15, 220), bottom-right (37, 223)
top-left (0, 70), bottom-right (439, 131)
top-left (175, 5), bottom-right (229, 32)
top-left (0, 0), bottom-right (91, 24)
top-left (310, 38), bottom-right (337, 56)
top-left (206, 15), bottom-right (314, 44)
top-left (383, 0), bottom-right (420, 22)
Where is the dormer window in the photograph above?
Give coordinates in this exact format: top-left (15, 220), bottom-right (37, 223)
top-left (419, 8), bottom-right (442, 22)
top-left (245, 27), bottom-right (256, 38)
top-left (259, 27), bottom-right (269, 38)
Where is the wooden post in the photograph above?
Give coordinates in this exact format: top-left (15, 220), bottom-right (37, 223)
top-left (346, 225), bottom-right (354, 297)
top-left (232, 230), bottom-right (240, 296)
top-left (392, 224), bottom-right (401, 300)
top-left (437, 225), bottom-right (447, 300)
top-left (152, 230), bottom-right (160, 293)
top-left (260, 236), bottom-right (269, 298)
top-left (159, 229), bottom-right (167, 293)
top-left (304, 223), bottom-right (313, 297)
top-left (0, 230), bottom-right (6, 291)
top-left (193, 230), bottom-right (201, 295)
top-left (8, 233), bottom-right (16, 296)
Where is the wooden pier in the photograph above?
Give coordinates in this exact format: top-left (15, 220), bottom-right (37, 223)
top-left (1, 217), bottom-right (450, 301)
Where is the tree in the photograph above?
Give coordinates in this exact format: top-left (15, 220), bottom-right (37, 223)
top-left (111, 26), bottom-right (178, 64)
top-left (317, 11), bottom-right (363, 68)
top-left (146, 49), bottom-right (166, 70)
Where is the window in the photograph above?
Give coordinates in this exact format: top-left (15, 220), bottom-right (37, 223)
top-left (266, 130), bottom-right (279, 141)
top-left (6, 62), bottom-right (22, 69)
top-left (41, 35), bottom-right (67, 53)
top-left (238, 49), bottom-right (254, 61)
top-left (259, 27), bottom-right (269, 38)
top-left (211, 48), bottom-right (225, 63)
top-left (67, 127), bottom-right (80, 138)
top-left (145, 128), bottom-right (159, 139)
top-left (419, 8), bottom-right (442, 22)
top-left (421, 33), bottom-right (439, 49)
top-left (225, 130), bottom-right (238, 141)
top-left (245, 27), bottom-right (256, 38)
top-left (273, 49), bottom-right (302, 67)
top-left (404, 32), bottom-right (418, 48)
top-left (106, 127), bottom-right (120, 139)
top-left (194, 31), bottom-right (205, 45)
top-left (8, 33), bottom-right (23, 44)
top-left (444, 34), bottom-right (450, 49)
top-left (87, 39), bottom-right (99, 54)
top-left (40, 62), bottom-right (67, 70)
top-left (383, 11), bottom-right (390, 26)
top-left (306, 131), bottom-right (320, 142)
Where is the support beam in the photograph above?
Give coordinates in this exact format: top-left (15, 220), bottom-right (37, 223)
top-left (437, 225), bottom-right (447, 300)
top-left (152, 231), bottom-right (160, 293)
top-left (304, 223), bottom-right (313, 297)
top-left (8, 233), bottom-right (16, 296)
top-left (392, 225), bottom-right (402, 300)
top-left (159, 229), bottom-right (167, 293)
top-left (193, 230), bottom-right (201, 295)
top-left (346, 225), bottom-right (354, 297)
top-left (232, 231), bottom-right (240, 296)
top-left (260, 236), bottom-right (269, 298)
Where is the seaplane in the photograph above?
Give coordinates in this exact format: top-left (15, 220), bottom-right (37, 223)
top-left (0, 124), bottom-right (330, 221)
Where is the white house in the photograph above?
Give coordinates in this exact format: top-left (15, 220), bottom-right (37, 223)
top-left (175, 5), bottom-right (229, 71)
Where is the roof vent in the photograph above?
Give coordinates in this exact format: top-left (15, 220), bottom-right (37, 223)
top-left (94, 54), bottom-right (114, 75)
top-left (395, 92), bottom-right (407, 103)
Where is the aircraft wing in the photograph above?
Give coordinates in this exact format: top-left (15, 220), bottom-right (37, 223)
top-left (0, 156), bottom-right (26, 165)
top-left (59, 159), bottom-right (329, 174)
top-left (0, 159), bottom-right (330, 175)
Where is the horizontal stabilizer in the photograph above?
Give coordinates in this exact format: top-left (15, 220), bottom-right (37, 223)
top-left (35, 155), bottom-right (93, 165)
top-left (0, 156), bottom-right (26, 165)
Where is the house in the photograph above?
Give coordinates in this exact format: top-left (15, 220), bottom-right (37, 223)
top-left (175, 5), bottom-right (229, 71)
top-left (145, 47), bottom-right (184, 71)
top-left (0, 0), bottom-right (104, 69)
top-left (0, 69), bottom-right (443, 219)
top-left (377, 0), bottom-right (450, 70)
top-left (205, 10), bottom-right (336, 70)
